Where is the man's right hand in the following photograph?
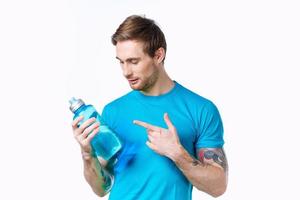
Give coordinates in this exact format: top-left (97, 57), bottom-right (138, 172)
top-left (71, 116), bottom-right (100, 160)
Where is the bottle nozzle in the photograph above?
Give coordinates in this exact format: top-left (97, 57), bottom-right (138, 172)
top-left (69, 97), bottom-right (77, 105)
top-left (69, 97), bottom-right (85, 113)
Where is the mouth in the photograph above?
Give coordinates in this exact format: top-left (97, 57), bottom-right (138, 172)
top-left (128, 78), bottom-right (139, 85)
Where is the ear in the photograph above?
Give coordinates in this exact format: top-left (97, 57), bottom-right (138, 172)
top-left (154, 47), bottom-right (166, 64)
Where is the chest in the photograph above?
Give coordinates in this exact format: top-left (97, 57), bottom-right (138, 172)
top-left (113, 102), bottom-right (198, 156)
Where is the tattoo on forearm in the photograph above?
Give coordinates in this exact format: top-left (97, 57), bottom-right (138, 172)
top-left (192, 159), bottom-right (200, 166)
top-left (100, 168), bottom-right (112, 191)
top-left (204, 151), bottom-right (224, 168)
top-left (198, 148), bottom-right (228, 171)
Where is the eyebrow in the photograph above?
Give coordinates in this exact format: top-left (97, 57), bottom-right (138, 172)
top-left (116, 57), bottom-right (140, 62)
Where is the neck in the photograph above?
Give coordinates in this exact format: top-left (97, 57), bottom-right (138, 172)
top-left (141, 69), bottom-right (175, 96)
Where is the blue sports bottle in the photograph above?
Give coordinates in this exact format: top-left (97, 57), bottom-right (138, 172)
top-left (69, 97), bottom-right (122, 161)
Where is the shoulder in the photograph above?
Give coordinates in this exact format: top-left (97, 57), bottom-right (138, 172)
top-left (176, 82), bottom-right (217, 110)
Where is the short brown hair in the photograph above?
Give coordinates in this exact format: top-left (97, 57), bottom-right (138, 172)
top-left (112, 15), bottom-right (167, 61)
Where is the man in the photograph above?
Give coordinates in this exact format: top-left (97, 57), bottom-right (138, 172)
top-left (72, 15), bottom-right (228, 199)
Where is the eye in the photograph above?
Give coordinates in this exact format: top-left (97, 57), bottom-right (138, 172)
top-left (131, 60), bottom-right (138, 64)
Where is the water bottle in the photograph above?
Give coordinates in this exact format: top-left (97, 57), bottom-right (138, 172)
top-left (69, 97), bottom-right (122, 161)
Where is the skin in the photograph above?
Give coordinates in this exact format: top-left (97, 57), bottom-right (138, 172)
top-left (133, 114), bottom-right (228, 197)
top-left (72, 116), bottom-right (113, 197)
top-left (115, 40), bottom-right (174, 96)
top-left (72, 39), bottom-right (228, 197)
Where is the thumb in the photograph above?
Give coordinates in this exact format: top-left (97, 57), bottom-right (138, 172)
top-left (164, 113), bottom-right (175, 131)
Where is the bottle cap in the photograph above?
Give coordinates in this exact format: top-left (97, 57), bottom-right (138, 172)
top-left (69, 97), bottom-right (85, 113)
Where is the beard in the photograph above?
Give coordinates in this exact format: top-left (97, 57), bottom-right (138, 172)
top-left (130, 68), bottom-right (159, 92)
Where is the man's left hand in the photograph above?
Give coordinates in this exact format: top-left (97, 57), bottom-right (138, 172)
top-left (133, 113), bottom-right (182, 159)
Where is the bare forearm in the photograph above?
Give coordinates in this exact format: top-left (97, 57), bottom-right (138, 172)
top-left (169, 146), bottom-right (227, 197)
top-left (83, 157), bottom-right (113, 197)
top-left (132, 113), bottom-right (227, 196)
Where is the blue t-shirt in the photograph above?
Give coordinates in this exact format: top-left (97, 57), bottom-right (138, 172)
top-left (101, 81), bottom-right (224, 200)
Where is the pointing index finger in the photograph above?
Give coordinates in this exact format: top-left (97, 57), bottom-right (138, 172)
top-left (133, 120), bottom-right (160, 131)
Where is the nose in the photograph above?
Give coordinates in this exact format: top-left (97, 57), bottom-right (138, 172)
top-left (122, 63), bottom-right (133, 78)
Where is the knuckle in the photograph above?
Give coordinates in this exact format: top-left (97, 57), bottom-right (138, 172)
top-left (82, 128), bottom-right (88, 136)
top-left (71, 121), bottom-right (77, 128)
top-left (78, 125), bottom-right (85, 133)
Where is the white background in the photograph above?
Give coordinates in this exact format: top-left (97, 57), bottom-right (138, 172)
top-left (0, 0), bottom-right (299, 199)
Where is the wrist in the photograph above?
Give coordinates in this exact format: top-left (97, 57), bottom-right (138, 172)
top-left (81, 150), bottom-right (93, 161)
top-left (168, 144), bottom-right (185, 162)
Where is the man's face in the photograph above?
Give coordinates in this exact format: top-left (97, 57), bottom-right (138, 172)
top-left (116, 40), bottom-right (159, 92)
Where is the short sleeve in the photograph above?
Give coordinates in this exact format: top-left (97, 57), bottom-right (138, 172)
top-left (195, 101), bottom-right (224, 149)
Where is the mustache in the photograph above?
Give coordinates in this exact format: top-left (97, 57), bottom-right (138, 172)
top-left (126, 76), bottom-right (139, 80)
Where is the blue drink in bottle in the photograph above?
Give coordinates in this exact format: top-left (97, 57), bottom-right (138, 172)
top-left (69, 97), bottom-right (122, 161)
